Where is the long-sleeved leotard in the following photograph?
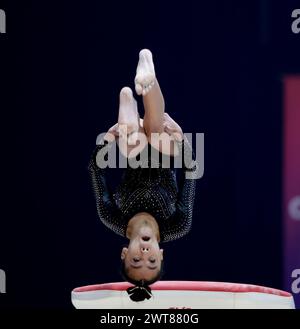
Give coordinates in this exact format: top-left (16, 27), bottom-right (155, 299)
top-left (88, 138), bottom-right (198, 242)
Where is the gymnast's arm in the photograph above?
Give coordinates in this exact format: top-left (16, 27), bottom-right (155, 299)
top-left (88, 139), bottom-right (125, 236)
top-left (162, 138), bottom-right (199, 242)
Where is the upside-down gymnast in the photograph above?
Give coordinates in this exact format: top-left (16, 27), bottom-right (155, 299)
top-left (89, 49), bottom-right (198, 302)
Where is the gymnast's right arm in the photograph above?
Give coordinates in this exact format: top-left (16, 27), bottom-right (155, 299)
top-left (88, 140), bottom-right (125, 236)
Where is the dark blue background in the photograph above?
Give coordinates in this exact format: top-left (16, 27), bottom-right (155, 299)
top-left (0, 0), bottom-right (299, 308)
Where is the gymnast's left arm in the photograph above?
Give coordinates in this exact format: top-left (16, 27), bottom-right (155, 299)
top-left (163, 139), bottom-right (199, 242)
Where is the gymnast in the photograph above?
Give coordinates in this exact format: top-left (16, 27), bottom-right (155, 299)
top-left (88, 49), bottom-right (198, 302)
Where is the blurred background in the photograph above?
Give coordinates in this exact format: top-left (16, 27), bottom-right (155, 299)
top-left (0, 0), bottom-right (299, 308)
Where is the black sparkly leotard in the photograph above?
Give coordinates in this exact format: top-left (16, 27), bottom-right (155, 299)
top-left (88, 139), bottom-right (198, 242)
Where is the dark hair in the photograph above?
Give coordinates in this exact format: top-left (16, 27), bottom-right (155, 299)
top-left (120, 259), bottom-right (164, 302)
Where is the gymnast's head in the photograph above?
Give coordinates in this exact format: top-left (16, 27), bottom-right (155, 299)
top-left (121, 212), bottom-right (164, 286)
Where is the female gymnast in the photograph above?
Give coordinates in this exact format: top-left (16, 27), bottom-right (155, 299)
top-left (89, 49), bottom-right (198, 302)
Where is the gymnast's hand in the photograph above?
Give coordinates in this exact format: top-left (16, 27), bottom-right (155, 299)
top-left (103, 123), bottom-right (119, 143)
top-left (163, 113), bottom-right (184, 142)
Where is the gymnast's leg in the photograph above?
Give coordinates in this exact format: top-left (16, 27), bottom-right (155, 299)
top-left (106, 87), bottom-right (147, 159)
top-left (135, 49), bottom-right (182, 156)
top-left (135, 49), bottom-right (165, 135)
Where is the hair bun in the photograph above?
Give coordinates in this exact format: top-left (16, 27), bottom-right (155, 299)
top-left (126, 284), bottom-right (152, 302)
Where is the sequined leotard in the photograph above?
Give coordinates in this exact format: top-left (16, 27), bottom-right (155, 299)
top-left (88, 139), bottom-right (198, 242)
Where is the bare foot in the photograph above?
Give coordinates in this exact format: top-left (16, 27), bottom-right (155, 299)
top-left (135, 49), bottom-right (156, 96)
top-left (117, 87), bottom-right (139, 145)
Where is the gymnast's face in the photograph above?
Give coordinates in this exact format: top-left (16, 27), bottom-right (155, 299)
top-left (121, 235), bottom-right (164, 282)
